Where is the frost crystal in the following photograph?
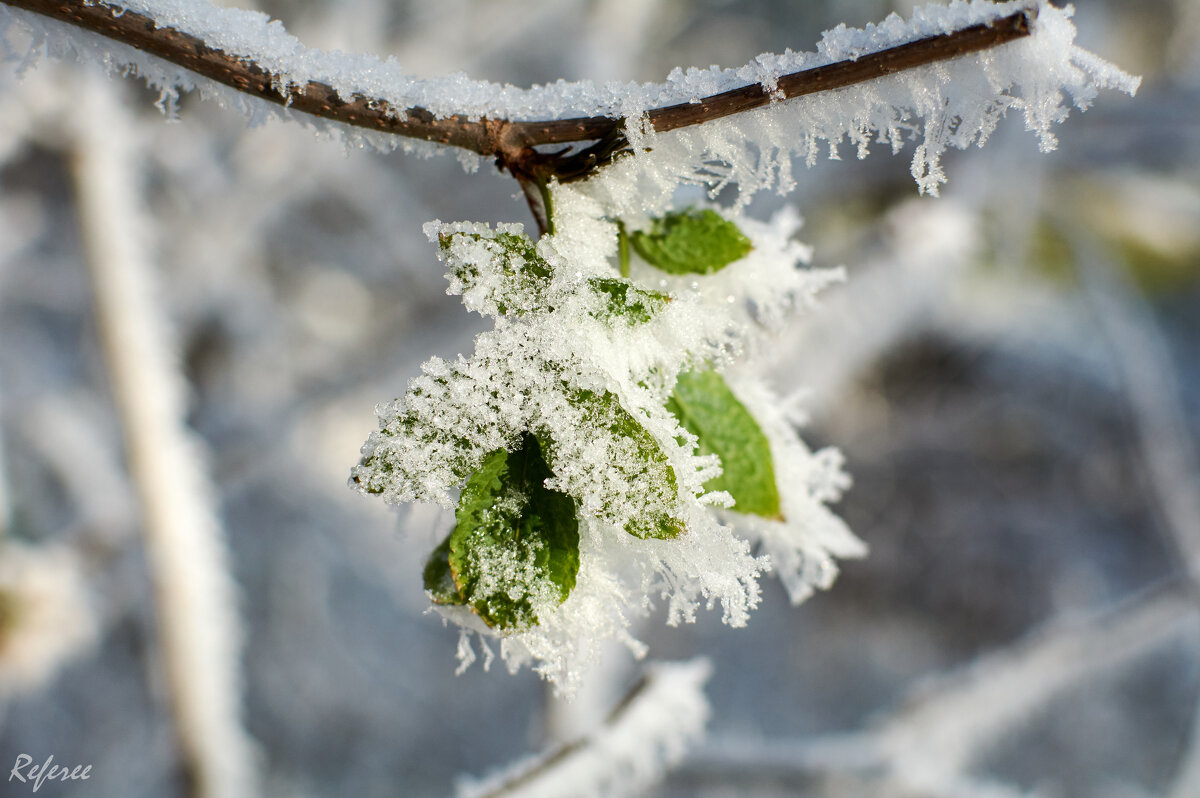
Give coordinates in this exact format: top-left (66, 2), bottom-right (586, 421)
top-left (1, 1), bottom-right (1136, 170)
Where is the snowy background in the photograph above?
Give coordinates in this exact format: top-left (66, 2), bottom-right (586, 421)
top-left (1, 0), bottom-right (1198, 796)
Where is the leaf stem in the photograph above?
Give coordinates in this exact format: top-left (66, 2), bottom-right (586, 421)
top-left (538, 180), bottom-right (556, 236)
top-left (617, 222), bottom-right (630, 278)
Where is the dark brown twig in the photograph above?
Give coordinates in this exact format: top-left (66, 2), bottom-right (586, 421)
top-left (3, 0), bottom-right (1035, 185)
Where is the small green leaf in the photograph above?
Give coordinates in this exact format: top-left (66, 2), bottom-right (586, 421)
top-left (571, 388), bottom-right (685, 539)
top-left (587, 277), bottom-right (669, 324)
top-left (445, 434), bottom-right (580, 629)
top-left (665, 370), bottom-right (782, 520)
top-left (630, 209), bottom-right (752, 275)
top-left (439, 230), bottom-right (552, 316)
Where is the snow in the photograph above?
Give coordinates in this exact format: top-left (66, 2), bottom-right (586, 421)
top-left (6, 0), bottom-right (1125, 123)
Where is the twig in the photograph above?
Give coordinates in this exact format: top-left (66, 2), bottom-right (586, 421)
top-left (460, 659), bottom-right (711, 798)
top-left (1075, 243), bottom-right (1200, 595)
top-left (681, 583), bottom-right (1195, 792)
top-left (1, 0), bottom-right (1035, 179)
top-left (681, 583), bottom-right (1197, 793)
top-left (72, 73), bottom-right (256, 798)
top-left (874, 584), bottom-right (1196, 788)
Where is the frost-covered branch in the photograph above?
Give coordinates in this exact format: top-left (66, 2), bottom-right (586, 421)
top-left (873, 585), bottom-right (1196, 791)
top-left (72, 73), bottom-right (256, 798)
top-left (457, 659), bottom-right (711, 798)
top-left (2, 0), bottom-right (1032, 176)
top-left (683, 584), bottom-right (1197, 792)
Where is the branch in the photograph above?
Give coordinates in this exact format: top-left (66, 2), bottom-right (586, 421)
top-left (2, 0), bottom-right (1034, 176)
top-left (458, 659), bottom-right (711, 798)
top-left (73, 73), bottom-right (257, 798)
top-left (681, 582), bottom-right (1197, 793)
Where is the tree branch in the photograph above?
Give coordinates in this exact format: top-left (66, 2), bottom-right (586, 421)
top-left (461, 659), bottom-right (711, 798)
top-left (3, 0), bottom-right (1035, 178)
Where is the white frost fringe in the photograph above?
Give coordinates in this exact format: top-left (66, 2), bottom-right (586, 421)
top-left (456, 659), bottom-right (712, 798)
top-left (1, 1), bottom-right (1139, 186)
top-left (72, 72), bottom-right (257, 798)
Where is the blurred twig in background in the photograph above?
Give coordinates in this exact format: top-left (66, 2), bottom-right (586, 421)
top-left (73, 73), bottom-right (257, 798)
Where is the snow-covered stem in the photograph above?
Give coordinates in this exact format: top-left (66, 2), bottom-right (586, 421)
top-left (71, 73), bottom-right (256, 798)
top-left (685, 584), bottom-right (1196, 791)
top-left (1, 0), bottom-right (1033, 175)
top-left (458, 659), bottom-right (711, 798)
top-left (873, 584), bottom-right (1196, 791)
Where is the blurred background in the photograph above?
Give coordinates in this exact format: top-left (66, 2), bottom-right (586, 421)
top-left (0, 0), bottom-right (1197, 796)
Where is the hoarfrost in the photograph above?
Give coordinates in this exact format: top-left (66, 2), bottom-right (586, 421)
top-left (354, 182), bottom-right (865, 690)
top-left (591, 3), bottom-right (1139, 205)
top-left (1, 1), bottom-right (1138, 193)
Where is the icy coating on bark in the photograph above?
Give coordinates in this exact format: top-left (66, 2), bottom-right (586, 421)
top-left (0, 1), bottom-right (1138, 185)
top-left (12, 0), bottom-right (1039, 119)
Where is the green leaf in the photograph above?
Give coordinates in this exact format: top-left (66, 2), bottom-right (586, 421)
top-left (630, 209), bottom-right (752, 275)
top-left (439, 229), bottom-right (552, 316)
top-left (351, 374), bottom-right (486, 498)
top-left (587, 277), bottom-right (669, 324)
top-left (445, 434), bottom-right (580, 629)
top-left (665, 370), bottom-right (782, 520)
top-left (571, 388), bottom-right (685, 540)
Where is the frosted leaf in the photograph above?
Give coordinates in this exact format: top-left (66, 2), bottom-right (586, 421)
top-left (722, 374), bottom-right (868, 606)
top-left (355, 185), bottom-right (863, 689)
top-left (665, 369), bottom-right (782, 520)
top-left (629, 209), bottom-right (753, 276)
top-left (435, 222), bottom-right (552, 318)
top-left (428, 435), bottom-right (580, 631)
